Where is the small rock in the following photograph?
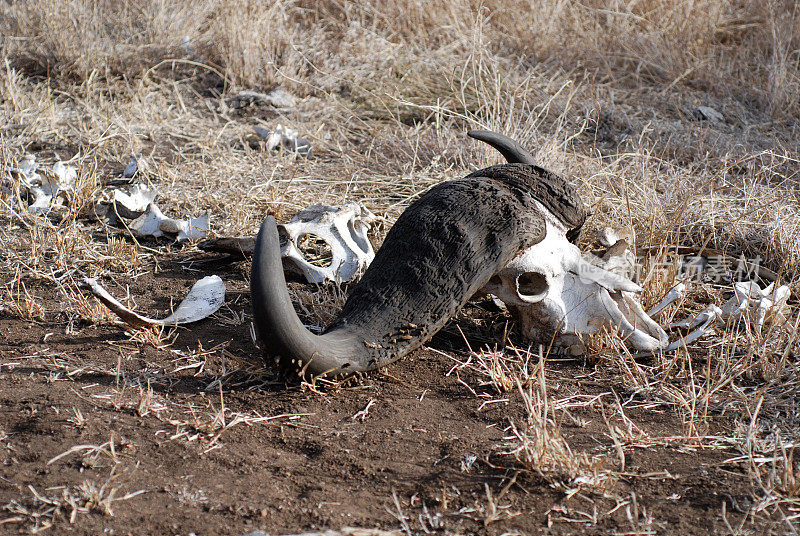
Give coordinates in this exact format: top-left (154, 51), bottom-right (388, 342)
top-left (122, 153), bottom-right (142, 178)
top-left (693, 106), bottom-right (724, 123)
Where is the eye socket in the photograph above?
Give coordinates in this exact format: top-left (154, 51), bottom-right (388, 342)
top-left (297, 233), bottom-right (333, 267)
top-left (516, 271), bottom-right (548, 301)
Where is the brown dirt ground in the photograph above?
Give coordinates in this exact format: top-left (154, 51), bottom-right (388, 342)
top-left (0, 245), bottom-right (773, 536)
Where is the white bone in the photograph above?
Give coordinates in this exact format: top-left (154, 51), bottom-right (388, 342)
top-left (20, 160), bottom-right (76, 214)
top-left (669, 304), bottom-right (722, 329)
top-left (83, 275), bottom-right (225, 328)
top-left (254, 124), bottom-right (310, 156)
top-left (664, 305), bottom-right (722, 351)
top-left (600, 241), bottom-right (637, 279)
top-left (279, 202), bottom-right (376, 284)
top-left (112, 184), bottom-right (157, 218)
top-left (573, 253), bottom-right (642, 293)
top-left (123, 153), bottom-right (144, 178)
top-left (130, 203), bottom-right (210, 242)
top-left (647, 283), bottom-right (686, 317)
top-left (12, 154), bottom-right (38, 181)
top-left (598, 226), bottom-right (634, 248)
top-left (484, 211), bottom-right (718, 352)
top-left (482, 216), bottom-right (662, 351)
top-left (721, 280), bottom-right (791, 329)
top-left (598, 228), bottom-right (619, 248)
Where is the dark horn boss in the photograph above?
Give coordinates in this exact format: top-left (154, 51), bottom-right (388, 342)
top-left (250, 130), bottom-right (586, 377)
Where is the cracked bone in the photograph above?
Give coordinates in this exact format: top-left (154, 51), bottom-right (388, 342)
top-left (111, 184), bottom-right (157, 218)
top-left (279, 202), bottom-right (376, 284)
top-left (130, 203), bottom-right (210, 242)
top-left (83, 275), bottom-right (225, 328)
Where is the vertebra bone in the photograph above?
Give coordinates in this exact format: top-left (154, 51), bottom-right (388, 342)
top-left (278, 202), bottom-right (376, 284)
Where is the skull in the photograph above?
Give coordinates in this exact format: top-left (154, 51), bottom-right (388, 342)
top-left (279, 202), bottom-right (376, 284)
top-left (482, 218), bottom-right (671, 351)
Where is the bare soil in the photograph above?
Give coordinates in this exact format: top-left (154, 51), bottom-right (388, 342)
top-left (0, 249), bottom-right (769, 535)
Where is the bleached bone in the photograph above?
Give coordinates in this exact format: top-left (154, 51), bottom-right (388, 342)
top-left (28, 161), bottom-right (78, 214)
top-left (254, 124), bottom-right (310, 156)
top-left (598, 226), bottom-right (634, 248)
top-left (482, 222), bottom-right (674, 352)
top-left (279, 202), bottom-right (376, 284)
top-left (8, 158), bottom-right (77, 214)
top-left (721, 281), bottom-right (791, 329)
top-left (11, 154), bottom-right (38, 180)
top-left (83, 276), bottom-right (225, 328)
top-left (130, 203), bottom-right (209, 242)
top-left (123, 153), bottom-right (146, 178)
top-left (112, 184), bottom-right (157, 218)
top-left (664, 305), bottom-right (722, 351)
top-left (669, 304), bottom-right (722, 329)
top-left (647, 283), bottom-right (686, 317)
top-left (482, 224), bottom-right (719, 352)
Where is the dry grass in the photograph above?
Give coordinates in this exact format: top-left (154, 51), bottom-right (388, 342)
top-left (1, 0), bottom-right (799, 534)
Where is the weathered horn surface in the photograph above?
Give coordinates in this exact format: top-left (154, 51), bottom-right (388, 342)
top-left (251, 132), bottom-right (586, 378)
top-left (467, 130), bottom-right (586, 242)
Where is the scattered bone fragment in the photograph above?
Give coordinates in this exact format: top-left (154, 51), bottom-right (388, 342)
top-left (664, 305), bottom-right (722, 351)
top-left (721, 281), bottom-right (791, 329)
top-left (229, 87), bottom-right (296, 109)
top-left (130, 204), bottom-right (210, 242)
top-left (82, 275), bottom-right (225, 328)
top-left (279, 202), bottom-right (376, 283)
top-left (5, 156), bottom-right (77, 214)
top-left (11, 153), bottom-right (38, 179)
top-left (647, 283), bottom-right (686, 317)
top-left (111, 184), bottom-right (156, 218)
top-left (264, 87), bottom-right (297, 108)
top-left (254, 124), bottom-right (310, 156)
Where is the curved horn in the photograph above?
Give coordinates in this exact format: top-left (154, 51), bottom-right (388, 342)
top-left (251, 131), bottom-right (585, 379)
top-left (251, 216), bottom-right (361, 375)
top-left (468, 130), bottom-right (537, 164)
top-left (252, 178), bottom-right (546, 378)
